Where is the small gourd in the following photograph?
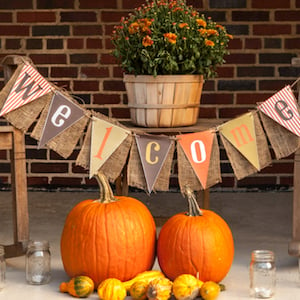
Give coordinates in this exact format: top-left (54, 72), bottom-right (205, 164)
top-left (172, 274), bottom-right (202, 300)
top-left (123, 270), bottom-right (165, 291)
top-left (129, 279), bottom-right (149, 300)
top-left (59, 275), bottom-right (94, 298)
top-left (97, 278), bottom-right (127, 300)
top-left (147, 277), bottom-right (173, 300)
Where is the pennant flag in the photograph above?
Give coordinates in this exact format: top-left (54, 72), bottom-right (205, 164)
top-left (257, 85), bottom-right (300, 136)
top-left (38, 92), bottom-right (85, 148)
top-left (219, 112), bottom-right (260, 170)
top-left (135, 134), bottom-right (173, 193)
top-left (177, 130), bottom-right (214, 189)
top-left (90, 117), bottom-right (130, 177)
top-left (0, 63), bottom-right (52, 116)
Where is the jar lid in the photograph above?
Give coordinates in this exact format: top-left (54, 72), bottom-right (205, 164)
top-left (0, 245), bottom-right (4, 256)
top-left (27, 240), bottom-right (50, 250)
top-left (251, 249), bottom-right (275, 261)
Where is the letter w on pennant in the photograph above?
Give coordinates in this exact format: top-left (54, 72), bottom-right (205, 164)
top-left (0, 63), bottom-right (53, 116)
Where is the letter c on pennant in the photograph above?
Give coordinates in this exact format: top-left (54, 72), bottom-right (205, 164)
top-left (146, 141), bottom-right (160, 165)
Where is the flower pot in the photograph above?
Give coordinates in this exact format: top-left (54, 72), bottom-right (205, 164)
top-left (124, 74), bottom-right (204, 128)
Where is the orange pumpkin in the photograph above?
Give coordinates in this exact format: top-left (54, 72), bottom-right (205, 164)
top-left (60, 172), bottom-right (156, 287)
top-left (157, 188), bottom-right (234, 283)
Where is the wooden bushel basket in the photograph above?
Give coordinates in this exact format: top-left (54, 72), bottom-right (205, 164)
top-left (124, 74), bottom-right (204, 127)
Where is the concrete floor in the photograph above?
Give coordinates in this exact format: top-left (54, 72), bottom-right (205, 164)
top-left (0, 190), bottom-right (299, 299)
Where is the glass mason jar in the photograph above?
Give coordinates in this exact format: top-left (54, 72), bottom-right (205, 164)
top-left (0, 246), bottom-right (5, 290)
top-left (25, 240), bottom-right (51, 285)
top-left (250, 250), bottom-right (276, 298)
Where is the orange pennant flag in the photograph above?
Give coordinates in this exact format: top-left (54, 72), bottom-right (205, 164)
top-left (177, 130), bottom-right (214, 189)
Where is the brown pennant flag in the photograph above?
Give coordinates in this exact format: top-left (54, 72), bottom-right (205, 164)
top-left (38, 92), bottom-right (85, 149)
top-left (128, 135), bottom-right (175, 193)
top-left (31, 91), bottom-right (89, 159)
top-left (135, 134), bottom-right (173, 193)
top-left (177, 132), bottom-right (221, 192)
top-left (219, 111), bottom-right (272, 180)
top-left (0, 63), bottom-right (51, 131)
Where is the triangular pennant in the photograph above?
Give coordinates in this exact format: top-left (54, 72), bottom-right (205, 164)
top-left (90, 117), bottom-right (130, 178)
top-left (219, 112), bottom-right (260, 170)
top-left (0, 63), bottom-right (52, 116)
top-left (177, 130), bottom-right (214, 189)
top-left (257, 85), bottom-right (300, 136)
top-left (38, 92), bottom-right (85, 148)
top-left (135, 134), bottom-right (172, 193)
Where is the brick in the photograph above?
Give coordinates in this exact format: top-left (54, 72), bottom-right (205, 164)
top-left (253, 24), bottom-right (291, 35)
top-left (0, 25), bottom-right (29, 36)
top-left (26, 38), bottom-right (43, 49)
top-left (218, 80), bottom-right (256, 91)
top-left (264, 38), bottom-right (282, 49)
top-left (31, 162), bottom-right (68, 173)
top-left (72, 94), bottom-right (91, 105)
top-left (275, 10), bottom-right (300, 21)
top-left (262, 162), bottom-right (294, 174)
top-left (29, 54), bottom-right (67, 64)
top-left (204, 11), bottom-right (227, 22)
top-left (79, 0), bottom-right (117, 9)
top-left (225, 53), bottom-right (256, 64)
top-left (209, 0), bottom-right (247, 8)
top-left (92, 107), bottom-right (109, 116)
top-left (232, 11), bottom-right (269, 22)
top-left (54, 80), bottom-right (71, 90)
top-left (186, 0), bottom-right (203, 8)
top-left (37, 0), bottom-right (74, 8)
top-left (237, 66), bottom-right (274, 77)
top-left (73, 25), bottom-right (102, 36)
top-left (111, 107), bottom-right (130, 118)
top-left (60, 12), bottom-right (97, 22)
top-left (32, 25), bottom-right (70, 36)
top-left (199, 107), bottom-right (217, 118)
top-left (279, 176), bottom-right (293, 186)
top-left (0, 12), bottom-right (12, 22)
top-left (50, 177), bottom-right (83, 186)
top-left (27, 177), bottom-right (49, 186)
top-left (215, 66), bottom-right (235, 77)
top-left (72, 164), bottom-right (88, 174)
top-left (47, 39), bottom-right (63, 49)
top-left (67, 38), bottom-right (84, 49)
top-left (297, 0), bottom-right (300, 7)
top-left (70, 54), bottom-right (98, 64)
top-left (101, 11), bottom-right (130, 23)
top-left (201, 93), bottom-right (234, 105)
top-left (122, 0), bottom-right (145, 9)
top-left (259, 80), bottom-right (290, 90)
top-left (259, 53), bottom-right (296, 64)
top-left (86, 38), bottom-right (102, 49)
top-left (279, 66), bottom-right (300, 77)
top-left (252, 0), bottom-right (290, 8)
top-left (26, 149), bottom-right (47, 159)
top-left (17, 11), bottom-right (56, 23)
top-left (93, 93), bottom-right (121, 105)
top-left (219, 107), bottom-right (254, 118)
top-left (100, 53), bottom-right (117, 65)
top-left (237, 176), bottom-right (277, 188)
top-left (228, 38), bottom-right (243, 50)
top-left (81, 66), bottom-right (109, 78)
top-left (50, 67), bottom-right (78, 78)
top-left (225, 24), bottom-right (249, 35)
top-left (285, 38), bottom-right (300, 49)
top-left (103, 80), bottom-right (126, 91)
top-left (0, 0), bottom-right (32, 9)
top-left (6, 38), bottom-right (21, 49)
top-left (73, 80), bottom-right (99, 91)
top-left (245, 38), bottom-right (262, 49)
top-left (236, 93), bottom-right (273, 105)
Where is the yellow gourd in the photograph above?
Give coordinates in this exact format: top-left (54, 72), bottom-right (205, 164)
top-left (129, 279), bottom-right (149, 300)
top-left (123, 270), bottom-right (165, 290)
top-left (147, 277), bottom-right (173, 300)
top-left (59, 275), bottom-right (94, 298)
top-left (173, 274), bottom-right (201, 300)
top-left (97, 278), bottom-right (126, 300)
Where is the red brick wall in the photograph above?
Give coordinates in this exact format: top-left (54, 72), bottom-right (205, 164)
top-left (0, 0), bottom-right (299, 190)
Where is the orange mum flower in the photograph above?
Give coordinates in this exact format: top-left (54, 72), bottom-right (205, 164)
top-left (128, 22), bottom-right (139, 34)
top-left (205, 39), bottom-right (215, 47)
top-left (179, 23), bottom-right (189, 28)
top-left (164, 32), bottom-right (177, 44)
top-left (196, 18), bottom-right (207, 27)
top-left (142, 35), bottom-right (154, 47)
top-left (206, 29), bottom-right (218, 36)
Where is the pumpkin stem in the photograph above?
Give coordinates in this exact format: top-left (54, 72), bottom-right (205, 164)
top-left (94, 171), bottom-right (117, 203)
top-left (184, 186), bottom-right (203, 216)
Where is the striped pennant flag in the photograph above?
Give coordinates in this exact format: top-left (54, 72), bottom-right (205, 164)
top-left (0, 63), bottom-right (52, 116)
top-left (257, 85), bottom-right (300, 137)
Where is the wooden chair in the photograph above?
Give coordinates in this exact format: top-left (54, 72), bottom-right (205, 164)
top-left (0, 55), bottom-right (30, 258)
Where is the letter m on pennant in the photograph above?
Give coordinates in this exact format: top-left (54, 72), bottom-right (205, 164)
top-left (0, 63), bottom-right (52, 116)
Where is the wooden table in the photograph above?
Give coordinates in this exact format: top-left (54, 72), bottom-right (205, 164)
top-left (116, 119), bottom-right (225, 209)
